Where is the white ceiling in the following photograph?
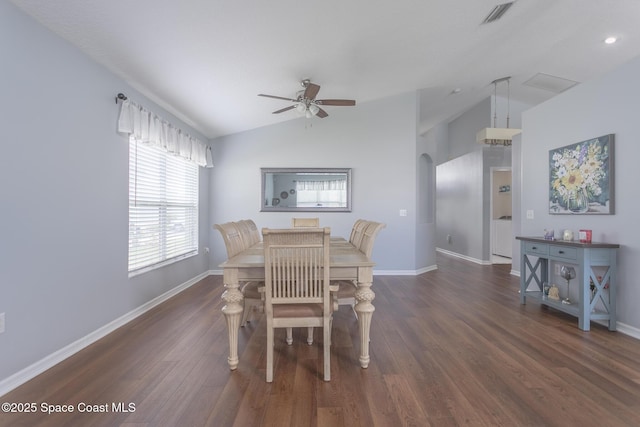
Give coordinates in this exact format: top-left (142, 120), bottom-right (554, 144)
top-left (10, 0), bottom-right (640, 139)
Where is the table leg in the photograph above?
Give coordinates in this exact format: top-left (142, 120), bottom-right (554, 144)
top-left (354, 268), bottom-right (374, 368)
top-left (221, 269), bottom-right (243, 370)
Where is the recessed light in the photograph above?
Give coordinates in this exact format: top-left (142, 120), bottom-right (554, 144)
top-left (604, 36), bottom-right (617, 44)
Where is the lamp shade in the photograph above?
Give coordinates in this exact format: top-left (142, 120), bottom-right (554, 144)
top-left (476, 127), bottom-right (521, 146)
top-left (308, 104), bottom-right (320, 116)
top-left (295, 103), bottom-right (306, 114)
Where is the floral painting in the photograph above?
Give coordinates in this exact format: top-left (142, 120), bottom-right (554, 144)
top-left (549, 134), bottom-right (614, 214)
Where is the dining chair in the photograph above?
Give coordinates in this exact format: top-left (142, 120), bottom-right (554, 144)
top-left (334, 220), bottom-right (386, 315)
top-left (236, 219), bottom-right (261, 247)
top-left (262, 227), bottom-right (334, 382)
top-left (348, 219), bottom-right (369, 249)
top-left (291, 217), bottom-right (320, 227)
top-left (214, 222), bottom-right (263, 327)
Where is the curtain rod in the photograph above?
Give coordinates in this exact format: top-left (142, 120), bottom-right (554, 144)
top-left (115, 93), bottom-right (128, 104)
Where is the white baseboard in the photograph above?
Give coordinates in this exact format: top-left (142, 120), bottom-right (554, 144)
top-left (615, 322), bottom-right (640, 340)
top-left (0, 271), bottom-right (210, 398)
top-left (436, 248), bottom-right (491, 265)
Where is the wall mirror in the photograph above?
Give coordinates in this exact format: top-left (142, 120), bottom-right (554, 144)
top-left (261, 168), bottom-right (352, 212)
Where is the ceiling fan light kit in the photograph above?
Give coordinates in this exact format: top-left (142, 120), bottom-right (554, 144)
top-left (258, 80), bottom-right (355, 119)
top-left (477, 76), bottom-right (521, 146)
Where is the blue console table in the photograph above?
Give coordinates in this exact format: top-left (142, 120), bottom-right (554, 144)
top-left (517, 236), bottom-right (619, 331)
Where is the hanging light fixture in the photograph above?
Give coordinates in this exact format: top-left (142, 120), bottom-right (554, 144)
top-left (476, 76), bottom-right (521, 146)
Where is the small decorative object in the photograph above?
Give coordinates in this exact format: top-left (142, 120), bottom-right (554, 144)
top-left (560, 265), bottom-right (576, 304)
top-left (549, 134), bottom-right (614, 215)
top-left (579, 229), bottom-right (592, 243)
top-left (548, 285), bottom-right (560, 301)
top-left (289, 189), bottom-right (296, 194)
top-left (280, 191), bottom-right (289, 199)
top-left (544, 229), bottom-right (555, 240)
top-left (563, 229), bottom-right (574, 241)
top-left (543, 283), bottom-right (550, 297)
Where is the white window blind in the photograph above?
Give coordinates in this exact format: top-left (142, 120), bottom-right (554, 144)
top-left (128, 137), bottom-right (199, 274)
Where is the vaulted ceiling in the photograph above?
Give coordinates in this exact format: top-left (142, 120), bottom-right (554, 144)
top-left (10, 0), bottom-right (640, 139)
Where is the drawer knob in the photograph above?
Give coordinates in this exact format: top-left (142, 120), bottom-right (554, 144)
top-left (559, 250), bottom-right (564, 254)
top-left (532, 246), bottom-right (537, 250)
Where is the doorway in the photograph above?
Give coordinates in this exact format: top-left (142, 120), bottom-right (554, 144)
top-left (490, 167), bottom-right (512, 264)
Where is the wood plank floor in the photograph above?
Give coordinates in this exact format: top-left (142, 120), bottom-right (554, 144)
top-left (3, 254), bottom-right (640, 427)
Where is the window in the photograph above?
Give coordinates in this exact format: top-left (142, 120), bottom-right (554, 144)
top-left (296, 179), bottom-right (347, 208)
top-left (128, 137), bottom-right (199, 274)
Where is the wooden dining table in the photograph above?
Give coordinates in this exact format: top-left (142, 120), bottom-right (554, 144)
top-left (219, 237), bottom-right (376, 371)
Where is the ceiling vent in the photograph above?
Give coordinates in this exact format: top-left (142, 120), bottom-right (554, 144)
top-left (482, 2), bottom-right (515, 24)
top-left (523, 73), bottom-right (579, 94)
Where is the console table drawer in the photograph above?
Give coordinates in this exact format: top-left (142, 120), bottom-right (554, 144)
top-left (550, 246), bottom-right (578, 261)
top-left (524, 242), bottom-right (548, 256)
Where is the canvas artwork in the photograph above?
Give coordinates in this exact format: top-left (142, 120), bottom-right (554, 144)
top-left (549, 134), bottom-right (614, 215)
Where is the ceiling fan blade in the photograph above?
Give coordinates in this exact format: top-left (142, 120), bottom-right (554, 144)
top-left (258, 94), bottom-right (298, 102)
top-left (316, 99), bottom-right (356, 106)
top-left (316, 108), bottom-right (329, 118)
top-left (303, 83), bottom-right (321, 100)
top-left (272, 105), bottom-right (296, 114)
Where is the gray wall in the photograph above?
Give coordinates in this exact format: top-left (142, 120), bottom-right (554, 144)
top-left (209, 92), bottom-right (429, 273)
top-left (434, 97), bottom-right (515, 263)
top-left (0, 1), bottom-right (211, 385)
top-left (436, 150), bottom-right (485, 259)
top-left (519, 54), bottom-right (640, 332)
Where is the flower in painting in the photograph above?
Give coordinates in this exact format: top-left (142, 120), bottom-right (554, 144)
top-left (550, 138), bottom-right (608, 211)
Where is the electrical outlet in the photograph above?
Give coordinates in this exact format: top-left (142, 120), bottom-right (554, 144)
top-left (447, 234), bottom-right (452, 244)
top-left (0, 313), bottom-right (5, 334)
top-left (526, 210), bottom-right (534, 219)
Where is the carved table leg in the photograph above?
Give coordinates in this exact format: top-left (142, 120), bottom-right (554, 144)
top-left (354, 267), bottom-right (375, 368)
top-left (222, 269), bottom-right (243, 370)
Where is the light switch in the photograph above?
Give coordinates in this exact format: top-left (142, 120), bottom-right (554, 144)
top-left (526, 210), bottom-right (534, 219)
top-left (399, 209), bottom-right (407, 217)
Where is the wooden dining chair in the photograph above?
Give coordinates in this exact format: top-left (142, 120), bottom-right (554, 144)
top-left (236, 219), bottom-right (261, 247)
top-left (291, 217), bottom-right (320, 227)
top-left (335, 220), bottom-right (386, 315)
top-left (262, 227), bottom-right (333, 382)
top-left (348, 219), bottom-right (369, 249)
top-left (214, 222), bottom-right (263, 327)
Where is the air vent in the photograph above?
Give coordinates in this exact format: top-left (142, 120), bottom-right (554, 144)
top-left (482, 2), bottom-right (515, 24)
top-left (523, 73), bottom-right (579, 94)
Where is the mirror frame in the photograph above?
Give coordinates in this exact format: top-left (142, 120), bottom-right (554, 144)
top-left (260, 167), bottom-right (352, 212)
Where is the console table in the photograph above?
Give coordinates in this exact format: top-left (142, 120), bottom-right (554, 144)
top-left (516, 236), bottom-right (619, 331)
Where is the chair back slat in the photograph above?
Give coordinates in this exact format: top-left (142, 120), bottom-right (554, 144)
top-left (237, 219), bottom-right (260, 246)
top-left (292, 217), bottom-right (320, 228)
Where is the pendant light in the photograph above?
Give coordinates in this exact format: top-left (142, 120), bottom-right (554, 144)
top-left (476, 76), bottom-right (521, 146)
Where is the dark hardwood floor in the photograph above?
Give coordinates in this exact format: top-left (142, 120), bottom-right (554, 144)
top-left (3, 254), bottom-right (640, 427)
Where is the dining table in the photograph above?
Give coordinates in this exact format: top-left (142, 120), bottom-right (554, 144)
top-left (219, 236), bottom-right (376, 371)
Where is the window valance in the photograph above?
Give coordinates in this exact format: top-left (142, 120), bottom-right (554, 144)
top-left (296, 180), bottom-right (346, 191)
top-left (117, 99), bottom-right (212, 167)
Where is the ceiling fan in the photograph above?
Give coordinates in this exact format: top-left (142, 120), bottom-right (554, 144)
top-left (258, 79), bottom-right (356, 118)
